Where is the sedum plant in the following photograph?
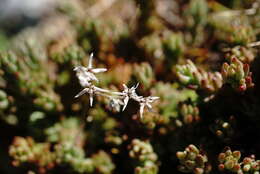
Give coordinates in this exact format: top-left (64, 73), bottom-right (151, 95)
top-left (218, 147), bottom-right (260, 174)
top-left (129, 139), bottom-right (159, 174)
top-left (175, 59), bottom-right (223, 93)
top-left (176, 145), bottom-right (212, 174)
top-left (221, 57), bottom-right (254, 91)
top-left (1, 0), bottom-right (260, 174)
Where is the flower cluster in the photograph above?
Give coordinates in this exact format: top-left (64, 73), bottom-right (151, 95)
top-left (9, 117), bottom-right (115, 174)
top-left (221, 57), bottom-right (254, 91)
top-left (9, 137), bottom-right (55, 172)
top-left (0, 51), bottom-right (63, 112)
top-left (128, 139), bottom-right (158, 174)
top-left (218, 147), bottom-right (260, 174)
top-left (179, 103), bottom-right (200, 124)
top-left (176, 59), bottom-right (223, 93)
top-left (74, 53), bottom-right (159, 118)
top-left (54, 142), bottom-right (94, 173)
top-left (176, 144), bottom-right (212, 174)
top-left (224, 46), bottom-right (255, 64)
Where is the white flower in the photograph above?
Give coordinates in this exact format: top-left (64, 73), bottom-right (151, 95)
top-left (74, 85), bottom-right (95, 106)
top-left (74, 66), bottom-right (95, 86)
top-left (73, 53), bottom-right (160, 118)
top-left (87, 53), bottom-right (107, 74)
top-left (121, 83), bottom-right (139, 111)
top-left (138, 96), bottom-right (159, 119)
top-left (74, 53), bottom-right (107, 86)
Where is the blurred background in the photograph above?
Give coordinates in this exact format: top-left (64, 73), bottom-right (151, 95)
top-left (1, 0), bottom-right (260, 174)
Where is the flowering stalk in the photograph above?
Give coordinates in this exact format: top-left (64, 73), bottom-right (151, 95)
top-left (74, 53), bottom-right (159, 118)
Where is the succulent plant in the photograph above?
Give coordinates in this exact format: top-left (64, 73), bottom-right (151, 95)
top-left (1, 1), bottom-right (260, 174)
top-left (176, 144), bottom-right (211, 174)
top-left (221, 57), bottom-right (254, 91)
top-left (218, 147), bottom-right (260, 174)
top-left (176, 59), bottom-right (223, 93)
top-left (129, 139), bottom-right (158, 174)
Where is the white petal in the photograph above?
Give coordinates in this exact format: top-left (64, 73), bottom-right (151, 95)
top-left (89, 92), bottom-right (94, 107)
top-left (75, 88), bottom-right (89, 98)
top-left (149, 96), bottom-right (159, 101)
top-left (134, 83), bottom-right (139, 89)
top-left (123, 84), bottom-right (128, 90)
top-left (139, 104), bottom-right (145, 119)
top-left (91, 68), bottom-right (107, 73)
top-left (146, 103), bottom-right (152, 109)
top-left (122, 97), bottom-right (129, 111)
top-left (73, 66), bottom-right (79, 71)
top-left (88, 53), bottom-right (94, 69)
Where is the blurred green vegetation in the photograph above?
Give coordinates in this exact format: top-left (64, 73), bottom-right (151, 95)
top-left (1, 0), bottom-right (260, 174)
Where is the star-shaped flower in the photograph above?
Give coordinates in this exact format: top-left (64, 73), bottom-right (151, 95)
top-left (73, 53), bottom-right (160, 117)
top-left (74, 53), bottom-right (107, 86)
top-left (139, 96), bottom-right (159, 119)
top-left (121, 83), bottom-right (139, 111)
top-left (86, 53), bottom-right (107, 74)
top-left (74, 85), bottom-right (95, 106)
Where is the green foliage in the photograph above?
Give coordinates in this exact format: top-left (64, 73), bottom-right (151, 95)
top-left (1, 0), bottom-right (260, 174)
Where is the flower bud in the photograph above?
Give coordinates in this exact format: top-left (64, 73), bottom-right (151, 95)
top-left (218, 153), bottom-right (226, 163)
top-left (188, 144), bottom-right (199, 154)
top-left (243, 164), bottom-right (251, 172)
top-left (225, 149), bottom-right (232, 156)
top-left (177, 151), bottom-right (187, 160)
top-left (233, 164), bottom-right (241, 172)
top-left (194, 167), bottom-right (204, 174)
top-left (243, 157), bottom-right (252, 164)
top-left (218, 164), bottom-right (225, 171)
top-left (224, 160), bottom-right (235, 170)
top-left (233, 151), bottom-right (241, 160)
